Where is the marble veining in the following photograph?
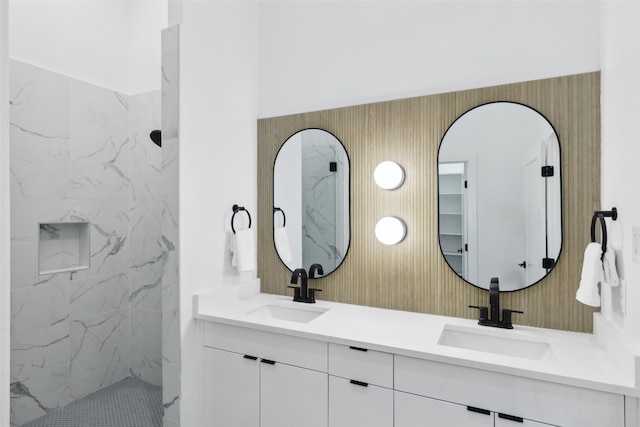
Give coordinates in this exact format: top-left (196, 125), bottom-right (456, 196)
top-left (130, 270), bottom-right (163, 311)
top-left (130, 91), bottom-right (161, 168)
top-left (10, 120), bottom-right (69, 142)
top-left (10, 363), bottom-right (71, 425)
top-left (10, 60), bottom-right (163, 426)
top-left (9, 60), bottom-right (70, 115)
top-left (161, 26), bottom-right (181, 425)
top-left (69, 344), bottom-right (128, 400)
top-left (11, 322), bottom-right (70, 370)
top-left (301, 137), bottom-right (344, 271)
top-left (129, 164), bottom-right (162, 202)
top-left (69, 161), bottom-right (130, 201)
top-left (90, 235), bottom-right (129, 277)
top-left (162, 360), bottom-right (180, 422)
top-left (11, 283), bottom-right (69, 336)
top-left (130, 201), bottom-right (163, 240)
top-left (70, 273), bottom-right (129, 320)
top-left (70, 309), bottom-right (129, 365)
top-left (70, 120), bottom-right (129, 165)
top-left (130, 309), bottom-right (162, 386)
top-left (70, 80), bottom-right (129, 130)
top-left (162, 306), bottom-right (179, 366)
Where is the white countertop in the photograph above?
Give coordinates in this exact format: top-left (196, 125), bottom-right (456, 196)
top-left (194, 279), bottom-right (640, 397)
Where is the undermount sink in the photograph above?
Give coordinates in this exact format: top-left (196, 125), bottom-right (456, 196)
top-left (438, 324), bottom-right (551, 360)
top-left (247, 301), bottom-right (329, 323)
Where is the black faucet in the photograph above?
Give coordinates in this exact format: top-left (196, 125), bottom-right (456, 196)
top-left (469, 277), bottom-right (523, 329)
top-left (309, 263), bottom-right (324, 279)
top-left (489, 277), bottom-right (500, 323)
top-left (288, 268), bottom-right (322, 303)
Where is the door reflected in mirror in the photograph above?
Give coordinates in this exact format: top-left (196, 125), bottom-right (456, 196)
top-left (273, 128), bottom-right (350, 276)
top-left (438, 102), bottom-right (562, 291)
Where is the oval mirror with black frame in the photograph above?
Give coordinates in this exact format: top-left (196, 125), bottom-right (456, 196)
top-left (438, 102), bottom-right (562, 291)
top-left (273, 128), bottom-right (350, 276)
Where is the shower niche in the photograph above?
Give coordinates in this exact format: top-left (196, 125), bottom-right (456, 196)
top-left (38, 221), bottom-right (91, 275)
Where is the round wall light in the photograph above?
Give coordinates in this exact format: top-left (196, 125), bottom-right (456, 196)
top-left (375, 217), bottom-right (407, 245)
top-left (374, 161), bottom-right (405, 190)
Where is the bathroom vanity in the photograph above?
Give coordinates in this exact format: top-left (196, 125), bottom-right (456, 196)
top-left (194, 281), bottom-right (639, 427)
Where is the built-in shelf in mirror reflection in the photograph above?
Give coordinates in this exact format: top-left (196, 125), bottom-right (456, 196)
top-left (438, 101), bottom-right (562, 291)
top-left (375, 217), bottom-right (406, 245)
top-left (38, 221), bottom-right (91, 275)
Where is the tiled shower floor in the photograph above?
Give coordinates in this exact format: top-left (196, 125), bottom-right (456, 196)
top-left (21, 377), bottom-right (162, 427)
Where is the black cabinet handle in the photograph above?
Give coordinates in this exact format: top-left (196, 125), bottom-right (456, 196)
top-left (243, 355), bottom-right (257, 360)
top-left (466, 406), bottom-right (491, 416)
top-left (349, 346), bottom-right (368, 352)
top-left (498, 413), bottom-right (524, 423)
top-left (260, 359), bottom-right (276, 365)
top-left (349, 380), bottom-right (368, 387)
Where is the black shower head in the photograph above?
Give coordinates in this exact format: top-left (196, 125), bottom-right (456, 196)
top-left (150, 130), bottom-right (162, 147)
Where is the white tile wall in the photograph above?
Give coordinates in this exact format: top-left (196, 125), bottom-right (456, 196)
top-left (9, 60), bottom-right (163, 425)
top-left (161, 25), bottom-right (180, 426)
top-left (69, 120), bottom-right (129, 164)
top-left (128, 89), bottom-right (163, 388)
top-left (10, 363), bottom-right (72, 426)
top-left (69, 273), bottom-right (129, 319)
top-left (130, 309), bottom-right (162, 385)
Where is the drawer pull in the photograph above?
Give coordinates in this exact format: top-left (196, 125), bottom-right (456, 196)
top-left (243, 355), bottom-right (258, 360)
top-left (260, 359), bottom-right (276, 365)
top-left (349, 346), bottom-right (368, 352)
top-left (498, 413), bottom-right (524, 423)
top-left (349, 380), bottom-right (368, 387)
top-left (466, 406), bottom-right (491, 416)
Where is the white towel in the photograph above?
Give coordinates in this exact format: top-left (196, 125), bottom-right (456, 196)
top-left (232, 229), bottom-right (256, 272)
top-left (603, 247), bottom-right (620, 287)
top-left (575, 242), bottom-right (604, 307)
top-left (274, 226), bottom-right (293, 263)
top-left (230, 233), bottom-right (237, 267)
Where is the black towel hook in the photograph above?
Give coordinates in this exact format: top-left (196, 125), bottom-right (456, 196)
top-left (231, 204), bottom-right (252, 234)
top-left (591, 207), bottom-right (617, 260)
top-left (273, 207), bottom-right (286, 227)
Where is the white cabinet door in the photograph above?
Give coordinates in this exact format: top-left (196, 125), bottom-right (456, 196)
top-left (328, 376), bottom-right (393, 427)
top-left (496, 415), bottom-right (559, 427)
top-left (203, 347), bottom-right (259, 427)
top-left (260, 360), bottom-right (328, 427)
top-left (395, 391), bottom-right (493, 427)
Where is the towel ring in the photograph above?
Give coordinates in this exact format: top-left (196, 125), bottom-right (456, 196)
top-left (231, 204), bottom-right (252, 234)
top-left (590, 207), bottom-right (617, 260)
top-left (273, 207), bottom-right (286, 227)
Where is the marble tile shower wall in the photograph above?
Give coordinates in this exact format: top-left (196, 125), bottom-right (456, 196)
top-left (9, 60), bottom-right (163, 426)
top-left (128, 91), bottom-right (163, 389)
top-left (161, 25), bottom-right (180, 427)
top-left (300, 137), bottom-right (344, 272)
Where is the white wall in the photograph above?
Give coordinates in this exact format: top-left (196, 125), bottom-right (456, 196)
top-left (257, 1), bottom-right (600, 118)
top-left (176, 2), bottom-right (258, 425)
top-left (1, 2), bottom-right (10, 424)
top-left (274, 133), bottom-right (303, 269)
top-left (129, 0), bottom-right (167, 93)
top-left (600, 1), bottom-right (640, 348)
top-left (9, 0), bottom-right (166, 94)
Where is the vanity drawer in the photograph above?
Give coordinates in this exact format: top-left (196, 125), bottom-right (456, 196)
top-left (329, 375), bottom-right (393, 427)
top-left (328, 343), bottom-right (393, 388)
top-left (394, 355), bottom-right (624, 427)
top-left (203, 322), bottom-right (327, 372)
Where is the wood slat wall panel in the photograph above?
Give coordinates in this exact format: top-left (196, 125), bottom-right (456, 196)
top-left (257, 72), bottom-right (600, 333)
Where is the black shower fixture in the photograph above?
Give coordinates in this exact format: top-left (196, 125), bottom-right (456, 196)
top-left (150, 130), bottom-right (162, 147)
